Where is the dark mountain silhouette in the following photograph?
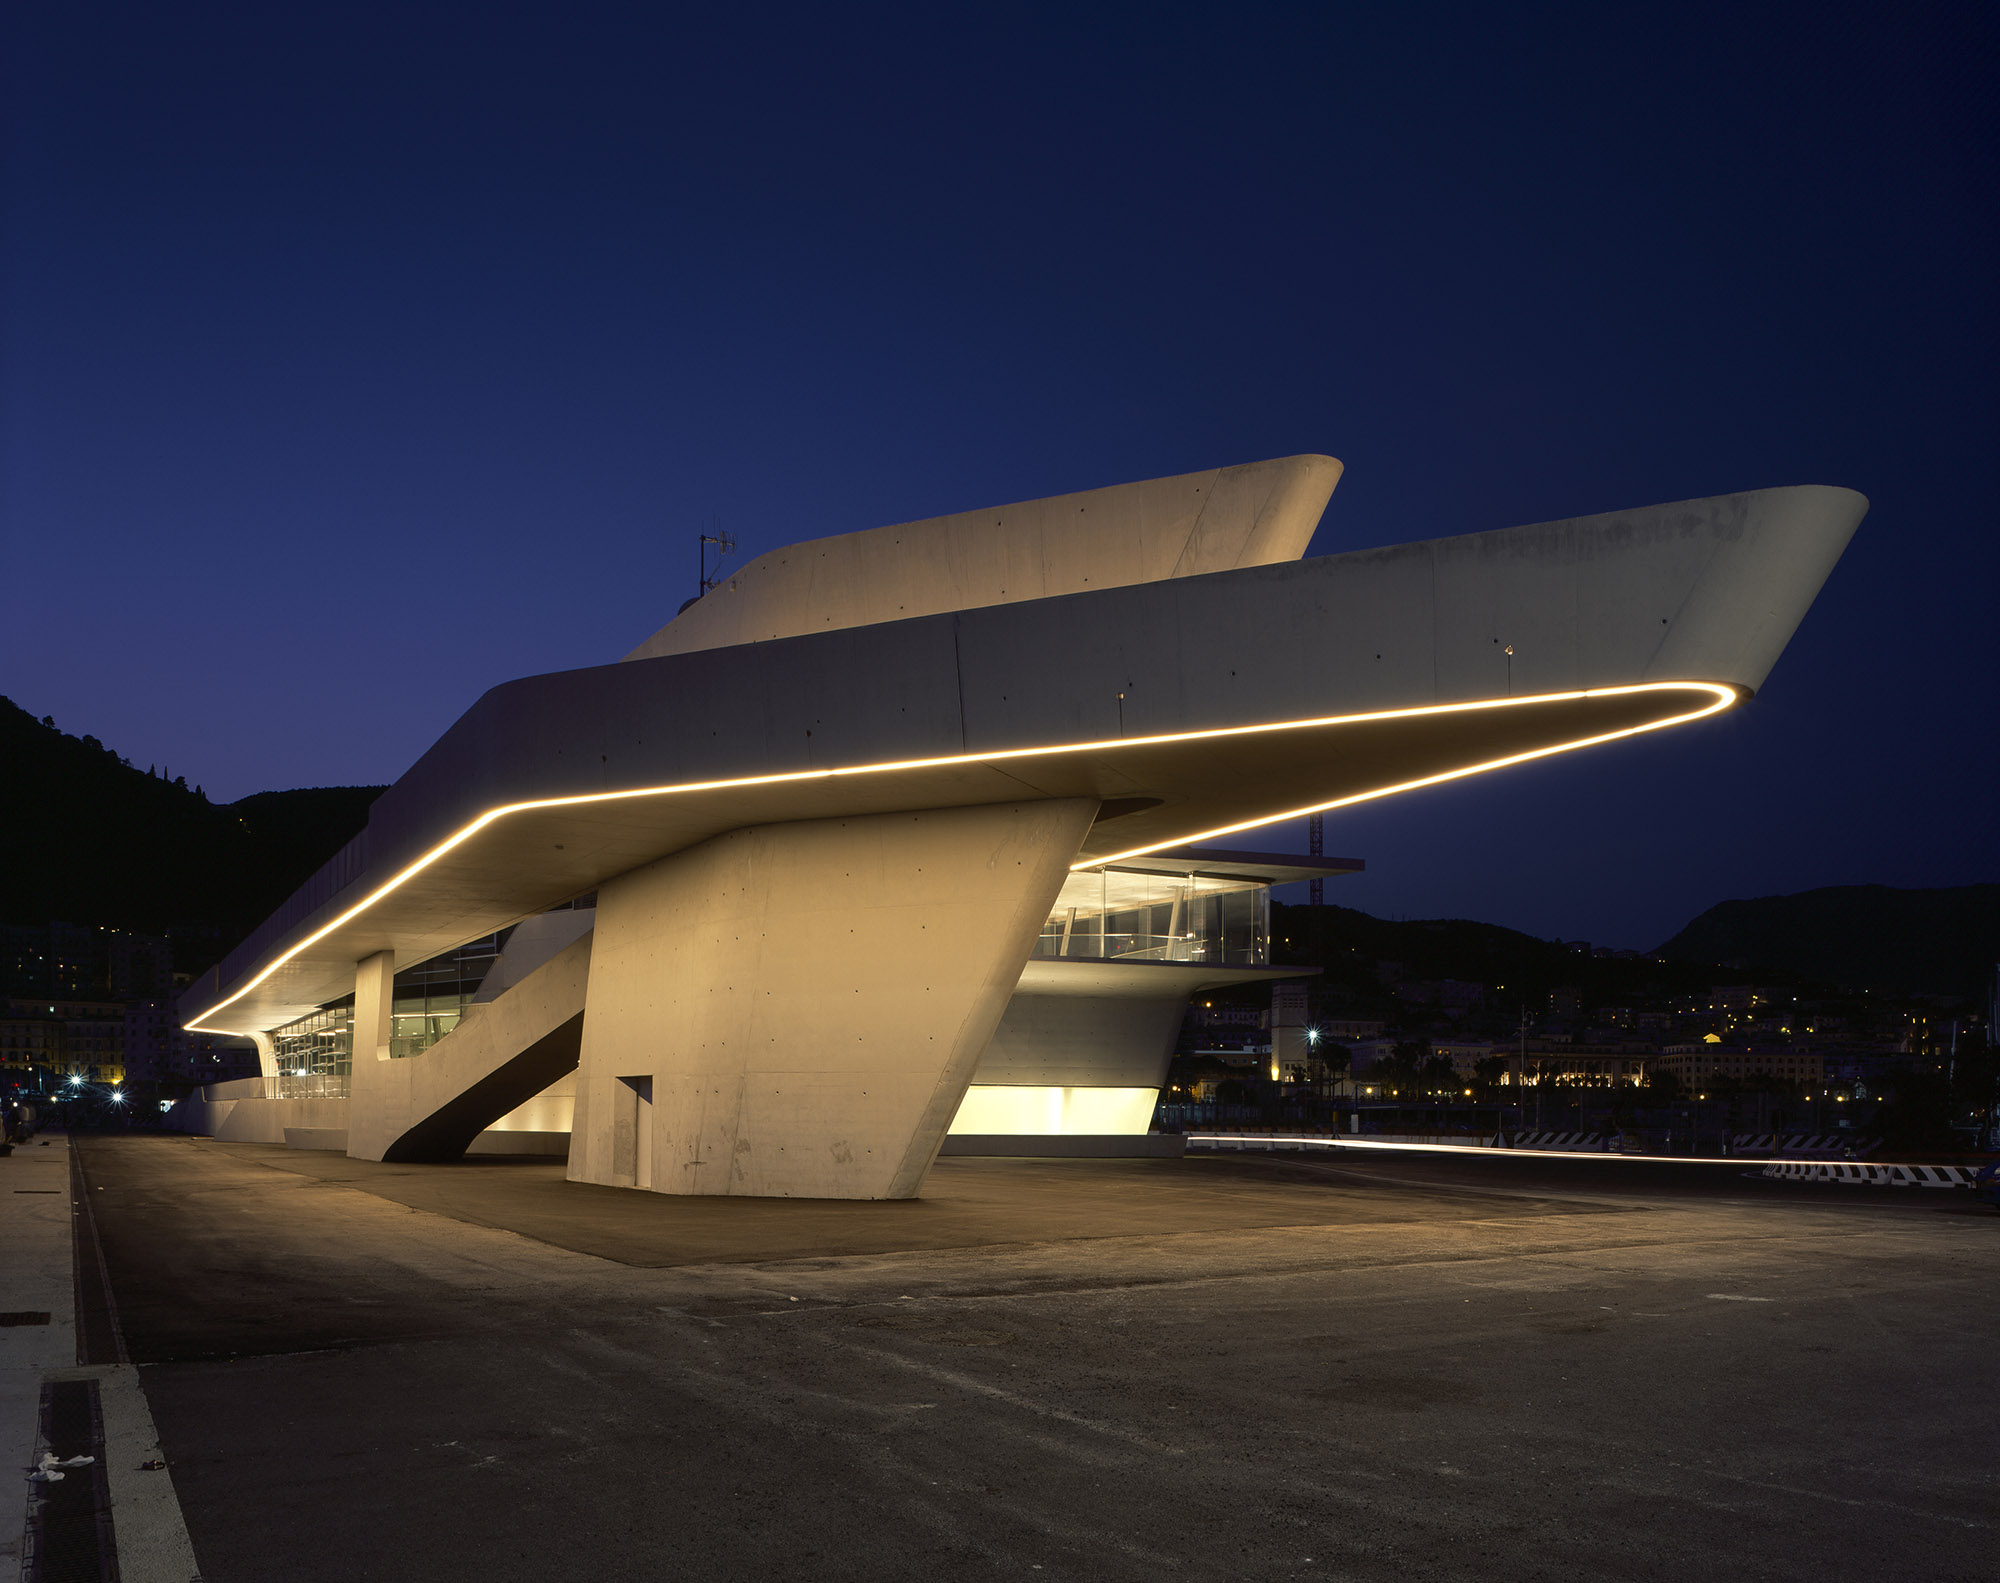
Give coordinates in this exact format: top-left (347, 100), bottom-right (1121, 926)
top-left (0, 696), bottom-right (383, 971)
top-left (1262, 900), bottom-right (1719, 1016)
top-left (1277, 903), bottom-right (1571, 983)
top-left (1653, 884), bottom-right (2000, 996)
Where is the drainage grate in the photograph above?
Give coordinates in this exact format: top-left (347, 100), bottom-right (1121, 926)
top-left (69, 1146), bottom-right (126, 1368)
top-left (0, 1311), bottom-right (53, 1325)
top-left (24, 1378), bottom-right (119, 1583)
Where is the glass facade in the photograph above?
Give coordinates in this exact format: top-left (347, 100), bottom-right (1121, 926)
top-left (390, 933), bottom-right (505, 1059)
top-left (1033, 868), bottom-right (1269, 966)
top-left (271, 1001), bottom-right (353, 1097)
top-left (266, 932), bottom-right (510, 1096)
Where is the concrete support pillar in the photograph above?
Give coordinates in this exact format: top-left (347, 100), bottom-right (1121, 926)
top-left (248, 1031), bottom-right (277, 1083)
top-left (349, 949), bottom-right (395, 1103)
top-left (568, 798), bottom-right (1097, 1199)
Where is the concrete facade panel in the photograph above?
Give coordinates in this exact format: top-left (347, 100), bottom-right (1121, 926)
top-left (624, 454), bottom-right (1339, 661)
top-left (974, 990), bottom-right (1190, 1093)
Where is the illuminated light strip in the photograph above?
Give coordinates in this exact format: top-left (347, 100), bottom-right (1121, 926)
top-left (185, 680), bottom-right (1735, 1035)
top-left (1186, 1134), bottom-right (1753, 1165)
top-left (1078, 681), bottom-right (1736, 869)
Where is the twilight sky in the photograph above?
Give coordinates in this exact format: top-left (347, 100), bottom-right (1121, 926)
top-left (4, 2), bottom-right (1994, 949)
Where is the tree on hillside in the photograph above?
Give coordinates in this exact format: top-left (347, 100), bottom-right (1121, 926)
top-left (1387, 1040), bottom-right (1426, 1097)
top-left (1872, 1069), bottom-right (1955, 1151)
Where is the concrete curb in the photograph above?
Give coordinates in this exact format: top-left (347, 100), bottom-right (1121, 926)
top-left (47, 1364), bottom-right (203, 1583)
top-left (4, 1134), bottom-right (202, 1582)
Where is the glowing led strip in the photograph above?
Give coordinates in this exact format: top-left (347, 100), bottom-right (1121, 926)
top-left (185, 680), bottom-right (1735, 1034)
top-left (1186, 1134), bottom-right (1753, 1165)
top-left (1079, 681), bottom-right (1734, 868)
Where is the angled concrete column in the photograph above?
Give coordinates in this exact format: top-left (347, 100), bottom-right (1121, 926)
top-left (346, 949), bottom-right (394, 1110)
top-left (568, 799), bottom-right (1097, 1198)
top-left (248, 1031), bottom-right (277, 1082)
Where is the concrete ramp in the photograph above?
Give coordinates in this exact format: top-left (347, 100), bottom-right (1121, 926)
top-left (348, 931), bottom-right (593, 1163)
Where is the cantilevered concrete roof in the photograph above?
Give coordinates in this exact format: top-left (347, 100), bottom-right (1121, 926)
top-left (180, 472), bottom-right (1865, 1039)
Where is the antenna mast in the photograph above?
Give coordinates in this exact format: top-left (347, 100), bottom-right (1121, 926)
top-left (1307, 811), bottom-right (1325, 906)
top-left (697, 522), bottom-right (736, 599)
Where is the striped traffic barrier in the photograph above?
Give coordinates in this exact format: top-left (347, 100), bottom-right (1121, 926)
top-left (1758, 1160), bottom-right (1977, 1187)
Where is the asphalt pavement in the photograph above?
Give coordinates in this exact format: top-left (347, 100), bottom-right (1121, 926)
top-left (77, 1134), bottom-right (1999, 1582)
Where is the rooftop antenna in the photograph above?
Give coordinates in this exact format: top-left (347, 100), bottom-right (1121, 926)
top-left (1307, 811), bottom-right (1325, 906)
top-left (699, 520), bottom-right (736, 598)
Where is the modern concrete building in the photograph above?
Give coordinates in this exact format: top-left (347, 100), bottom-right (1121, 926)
top-left (168, 453), bottom-right (1865, 1198)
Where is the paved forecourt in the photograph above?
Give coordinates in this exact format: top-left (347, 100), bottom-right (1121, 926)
top-left (74, 1133), bottom-right (1999, 1583)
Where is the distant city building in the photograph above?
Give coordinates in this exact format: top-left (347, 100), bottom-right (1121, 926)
top-left (1521, 1045), bottom-right (1648, 1085)
top-left (1270, 983), bottom-right (1311, 1081)
top-left (0, 927), bottom-right (193, 1091)
top-left (2, 997), bottom-right (126, 1084)
top-left (1653, 1045), bottom-right (1825, 1087)
top-left (2, 923), bottom-right (173, 1001)
top-left (1709, 985), bottom-right (1789, 1012)
top-left (122, 999), bottom-right (254, 1088)
top-left (1318, 1018), bottom-right (1386, 1041)
top-left (0, 1009), bottom-right (63, 1080)
top-left (1395, 979), bottom-right (1484, 1013)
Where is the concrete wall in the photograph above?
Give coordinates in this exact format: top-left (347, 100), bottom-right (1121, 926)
top-left (974, 986), bottom-right (1191, 1091)
top-left (166, 1086), bottom-right (569, 1161)
top-left (484, 1073), bottom-right (575, 1133)
top-left (214, 1095), bottom-right (348, 1144)
top-left (953, 959), bottom-right (1304, 1136)
top-left (568, 799), bottom-right (1097, 1198)
top-left (948, 1086), bottom-right (1161, 1136)
top-left (472, 909), bottom-right (595, 1004)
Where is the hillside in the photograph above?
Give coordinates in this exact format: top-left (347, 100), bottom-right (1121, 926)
top-left (1263, 901), bottom-right (1726, 1018)
top-left (0, 696), bottom-right (384, 970)
top-left (1653, 884), bottom-right (2000, 996)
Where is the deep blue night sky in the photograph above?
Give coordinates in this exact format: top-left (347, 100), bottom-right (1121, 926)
top-left (4, 2), bottom-right (1994, 948)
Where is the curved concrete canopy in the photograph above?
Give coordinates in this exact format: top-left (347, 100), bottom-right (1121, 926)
top-left (181, 476), bottom-right (1865, 1038)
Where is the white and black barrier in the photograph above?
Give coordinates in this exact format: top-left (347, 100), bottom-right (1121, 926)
top-left (1758, 1160), bottom-right (1977, 1188)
